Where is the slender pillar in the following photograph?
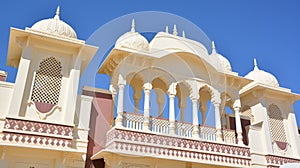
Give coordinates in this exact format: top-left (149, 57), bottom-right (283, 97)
top-left (109, 84), bottom-right (117, 128)
top-left (168, 83), bottom-right (177, 135)
top-left (213, 102), bottom-right (223, 141)
top-left (115, 83), bottom-right (125, 128)
top-left (233, 99), bottom-right (244, 145)
top-left (143, 82), bottom-right (152, 131)
top-left (191, 98), bottom-right (199, 138)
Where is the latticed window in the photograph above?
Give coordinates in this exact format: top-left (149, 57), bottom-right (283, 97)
top-left (31, 57), bottom-right (62, 105)
top-left (268, 104), bottom-right (287, 142)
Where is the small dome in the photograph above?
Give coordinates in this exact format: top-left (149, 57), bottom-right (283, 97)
top-left (115, 19), bottom-right (149, 50)
top-left (245, 58), bottom-right (279, 87)
top-left (210, 41), bottom-right (232, 72)
top-left (31, 7), bottom-right (77, 39)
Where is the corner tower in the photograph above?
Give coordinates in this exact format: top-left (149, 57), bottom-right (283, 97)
top-left (6, 6), bottom-right (97, 123)
top-left (0, 7), bottom-right (98, 167)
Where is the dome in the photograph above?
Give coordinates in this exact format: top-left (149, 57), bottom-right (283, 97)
top-left (210, 41), bottom-right (232, 72)
top-left (115, 19), bottom-right (149, 50)
top-left (245, 58), bottom-right (279, 87)
top-left (31, 7), bottom-right (77, 39)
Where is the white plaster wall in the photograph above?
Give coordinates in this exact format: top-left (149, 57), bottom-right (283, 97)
top-left (22, 48), bottom-right (78, 126)
top-left (0, 82), bottom-right (14, 118)
top-left (0, 146), bottom-right (84, 168)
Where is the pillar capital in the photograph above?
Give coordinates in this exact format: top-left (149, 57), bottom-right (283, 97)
top-left (143, 82), bottom-right (152, 91)
top-left (233, 99), bottom-right (241, 110)
top-left (168, 82), bottom-right (177, 96)
top-left (118, 74), bottom-right (126, 86)
top-left (109, 84), bottom-right (117, 96)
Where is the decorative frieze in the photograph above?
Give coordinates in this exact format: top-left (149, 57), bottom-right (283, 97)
top-left (105, 128), bottom-right (251, 167)
top-left (3, 118), bottom-right (73, 139)
top-left (266, 155), bottom-right (300, 167)
top-left (0, 132), bottom-right (71, 148)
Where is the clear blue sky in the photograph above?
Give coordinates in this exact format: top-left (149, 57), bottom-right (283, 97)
top-left (1, 0), bottom-right (300, 125)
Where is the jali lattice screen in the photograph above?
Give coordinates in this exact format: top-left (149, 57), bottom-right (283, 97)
top-left (31, 57), bottom-right (62, 105)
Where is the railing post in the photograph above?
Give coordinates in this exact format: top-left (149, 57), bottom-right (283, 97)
top-left (234, 99), bottom-right (244, 145)
top-left (143, 82), bottom-right (152, 131)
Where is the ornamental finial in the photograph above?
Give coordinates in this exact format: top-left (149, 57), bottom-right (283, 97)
top-left (131, 19), bottom-right (135, 32)
top-left (212, 41), bottom-right (216, 54)
top-left (165, 26), bottom-right (169, 33)
top-left (54, 6), bottom-right (60, 20)
top-left (173, 24), bottom-right (178, 36)
top-left (254, 58), bottom-right (259, 70)
top-left (182, 30), bottom-right (186, 38)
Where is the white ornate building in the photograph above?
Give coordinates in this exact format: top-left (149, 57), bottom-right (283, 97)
top-left (0, 7), bottom-right (300, 168)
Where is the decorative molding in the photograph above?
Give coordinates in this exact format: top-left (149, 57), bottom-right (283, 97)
top-left (265, 155), bottom-right (300, 167)
top-left (3, 118), bottom-right (73, 139)
top-left (0, 132), bottom-right (71, 148)
top-left (28, 100), bottom-right (62, 120)
top-left (105, 128), bottom-right (251, 167)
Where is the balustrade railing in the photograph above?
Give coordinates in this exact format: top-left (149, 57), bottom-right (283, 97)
top-left (176, 122), bottom-right (193, 138)
top-left (122, 112), bottom-right (238, 145)
top-left (222, 128), bottom-right (236, 144)
top-left (151, 117), bottom-right (169, 134)
top-left (124, 112), bottom-right (143, 130)
top-left (200, 125), bottom-right (216, 141)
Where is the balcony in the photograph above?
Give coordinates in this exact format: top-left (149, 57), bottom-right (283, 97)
top-left (123, 112), bottom-right (236, 144)
top-left (94, 112), bottom-right (251, 167)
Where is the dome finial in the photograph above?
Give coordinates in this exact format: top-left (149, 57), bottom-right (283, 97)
top-left (182, 30), bottom-right (186, 38)
top-left (165, 26), bottom-right (169, 33)
top-left (131, 19), bottom-right (135, 32)
top-left (254, 58), bottom-right (259, 71)
top-left (173, 24), bottom-right (178, 36)
top-left (212, 41), bottom-right (217, 54)
top-left (54, 6), bottom-right (60, 20)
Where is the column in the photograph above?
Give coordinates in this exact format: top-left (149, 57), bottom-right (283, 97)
top-left (168, 83), bottom-right (177, 135)
top-left (191, 98), bottom-right (199, 138)
top-left (109, 84), bottom-right (117, 128)
top-left (213, 101), bottom-right (223, 142)
top-left (143, 82), bottom-right (152, 131)
top-left (233, 99), bottom-right (244, 145)
top-left (115, 83), bottom-right (126, 128)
